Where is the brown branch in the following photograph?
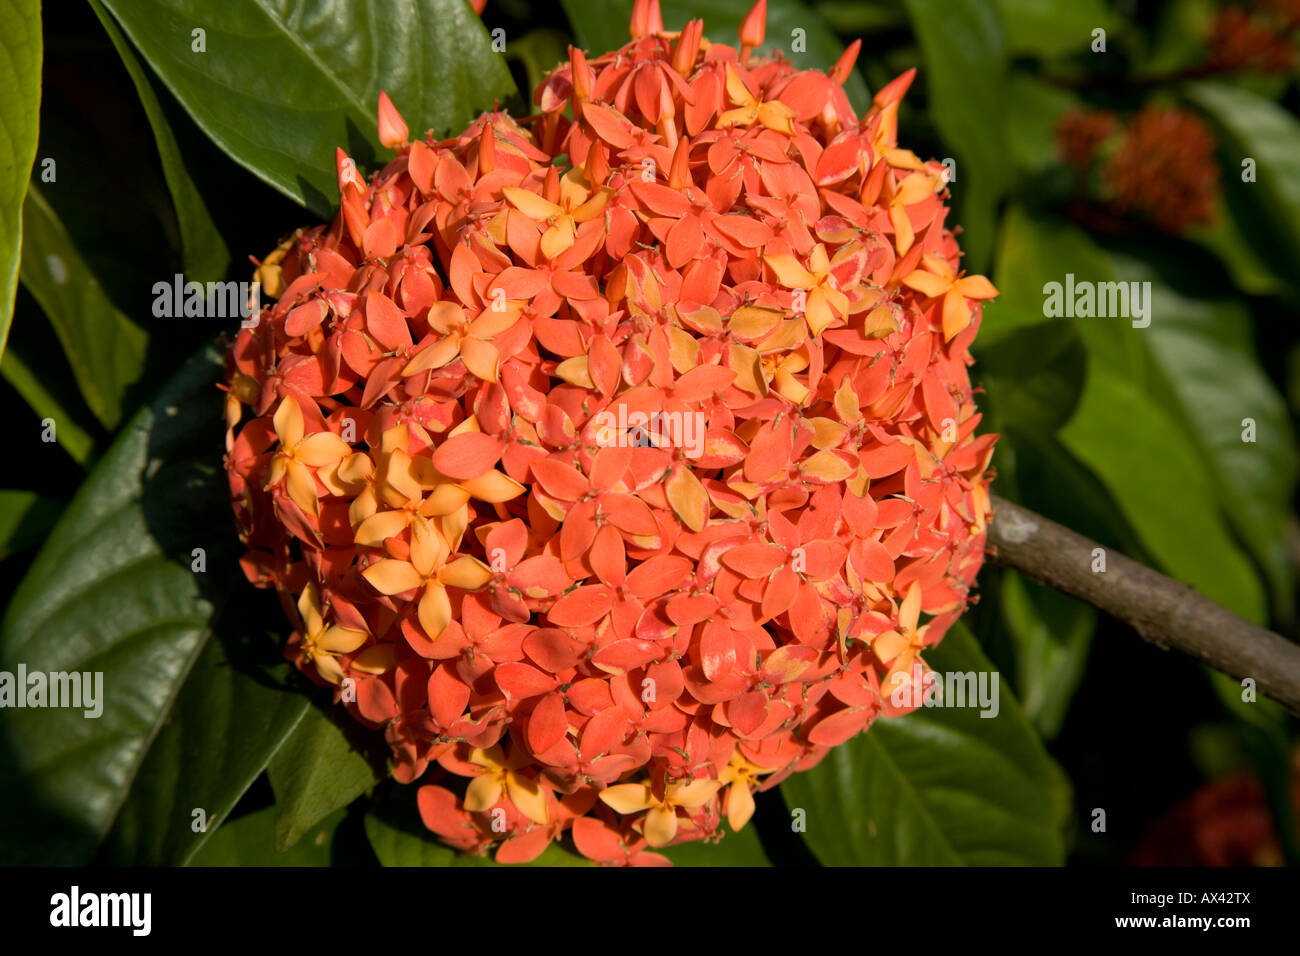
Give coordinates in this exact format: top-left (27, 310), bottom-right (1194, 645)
top-left (986, 494), bottom-right (1300, 717)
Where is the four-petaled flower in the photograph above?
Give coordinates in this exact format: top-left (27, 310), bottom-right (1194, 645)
top-left (598, 777), bottom-right (724, 846)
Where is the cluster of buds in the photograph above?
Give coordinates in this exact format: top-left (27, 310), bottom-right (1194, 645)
top-left (1055, 105), bottom-right (1220, 234)
top-left (223, 0), bottom-right (997, 865)
top-left (1207, 5), bottom-right (1297, 74)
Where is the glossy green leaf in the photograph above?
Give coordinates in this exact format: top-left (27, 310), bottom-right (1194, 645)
top-left (994, 208), bottom-right (1289, 621)
top-left (901, 0), bottom-right (1007, 272)
top-left (98, 0), bottom-right (518, 217)
top-left (560, 0), bottom-right (870, 113)
top-left (1059, 370), bottom-right (1266, 622)
top-left (101, 629), bottom-right (312, 865)
top-left (781, 624), bottom-right (1067, 865)
top-left (1187, 82), bottom-right (1300, 276)
top-left (0, 347), bottom-right (226, 864)
top-left (1110, 250), bottom-right (1297, 619)
top-left (0, 0), bottom-right (41, 361)
top-left (364, 799), bottom-right (590, 866)
top-left (189, 805), bottom-right (343, 866)
top-left (995, 430), bottom-right (1141, 555)
top-left (1140, 0), bottom-right (1215, 78)
top-left (267, 702), bottom-right (383, 851)
top-left (18, 186), bottom-right (148, 430)
top-left (90, 0), bottom-right (229, 283)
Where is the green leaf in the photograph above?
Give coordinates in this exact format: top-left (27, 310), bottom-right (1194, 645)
top-left (98, 0), bottom-right (518, 217)
top-left (976, 319), bottom-right (1086, 435)
top-left (997, 570), bottom-right (1095, 740)
top-left (995, 0), bottom-right (1118, 60)
top-left (18, 186), bottom-right (148, 430)
top-left (189, 805), bottom-right (343, 866)
top-left (901, 0), bottom-right (1007, 272)
top-left (267, 702), bottom-right (383, 851)
top-left (560, 0), bottom-right (871, 113)
top-left (1140, 0), bottom-right (1215, 78)
top-left (1110, 250), bottom-right (1297, 620)
top-left (992, 205), bottom-right (1146, 377)
top-left (0, 347), bottom-right (96, 466)
top-left (1059, 370), bottom-right (1266, 621)
top-left (1186, 82), bottom-right (1300, 277)
top-left (89, 0), bottom-right (229, 283)
top-left (0, 347), bottom-right (227, 864)
top-left (364, 799), bottom-right (590, 867)
top-left (814, 0), bottom-right (907, 34)
top-left (994, 208), bottom-right (1291, 620)
top-left (992, 429), bottom-right (1142, 555)
top-left (0, 489), bottom-right (60, 560)
top-left (780, 624), bottom-right (1067, 865)
top-left (100, 628), bottom-right (312, 865)
top-left (507, 29), bottom-right (572, 108)
top-left (1003, 71), bottom-right (1082, 178)
top-left (1184, 199), bottom-right (1289, 298)
top-left (0, 0), bottom-right (41, 361)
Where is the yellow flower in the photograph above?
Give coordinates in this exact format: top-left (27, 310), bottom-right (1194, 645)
top-left (874, 580), bottom-right (929, 696)
top-left (882, 167), bottom-right (941, 255)
top-left (267, 398), bottom-right (350, 516)
top-left (900, 253), bottom-right (998, 342)
top-left (598, 777), bottom-right (723, 846)
top-left (764, 243), bottom-right (850, 336)
top-left (503, 168), bottom-right (609, 260)
top-left (296, 582), bottom-right (368, 684)
top-left (718, 64), bottom-right (795, 134)
top-left (361, 513), bottom-right (493, 641)
top-left (464, 745), bottom-right (550, 825)
top-left (719, 753), bottom-right (775, 830)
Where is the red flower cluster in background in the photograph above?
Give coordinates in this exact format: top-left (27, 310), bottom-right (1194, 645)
top-left (1208, 5), bottom-right (1296, 74)
top-left (1104, 106), bottom-right (1220, 233)
top-left (222, 0), bottom-right (997, 865)
top-left (1055, 105), bottom-right (1220, 234)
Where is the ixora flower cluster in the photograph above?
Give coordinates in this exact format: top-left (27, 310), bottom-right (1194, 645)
top-left (222, 0), bottom-right (997, 865)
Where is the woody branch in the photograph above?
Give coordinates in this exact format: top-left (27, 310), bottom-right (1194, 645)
top-left (986, 494), bottom-right (1300, 717)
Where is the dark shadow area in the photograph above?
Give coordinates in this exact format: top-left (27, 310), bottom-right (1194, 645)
top-left (752, 787), bottom-right (822, 866)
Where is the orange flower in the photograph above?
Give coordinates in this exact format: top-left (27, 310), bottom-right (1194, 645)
top-left (266, 397), bottom-right (350, 516)
top-left (223, 0), bottom-right (997, 865)
top-left (900, 253), bottom-right (999, 341)
top-left (718, 64), bottom-right (796, 135)
top-left (503, 169), bottom-right (610, 260)
top-left (294, 582), bottom-right (368, 684)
